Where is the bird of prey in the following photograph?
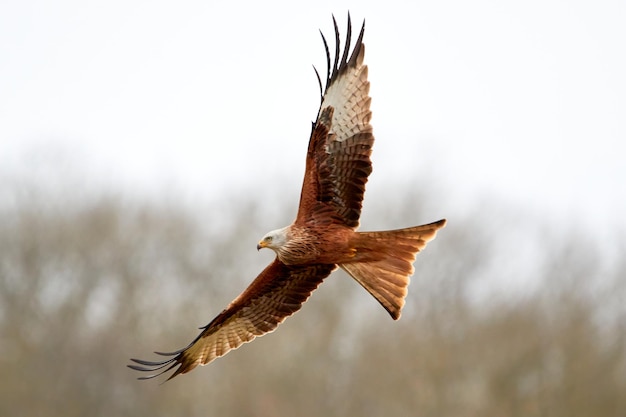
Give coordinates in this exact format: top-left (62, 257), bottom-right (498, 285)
top-left (129, 15), bottom-right (446, 381)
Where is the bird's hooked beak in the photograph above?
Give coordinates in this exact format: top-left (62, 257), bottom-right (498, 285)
top-left (257, 241), bottom-right (266, 251)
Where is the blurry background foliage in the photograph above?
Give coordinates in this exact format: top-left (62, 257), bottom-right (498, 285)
top-left (0, 165), bottom-right (624, 417)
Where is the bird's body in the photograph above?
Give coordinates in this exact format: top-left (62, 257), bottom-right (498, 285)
top-left (260, 223), bottom-right (352, 265)
top-left (129, 15), bottom-right (446, 381)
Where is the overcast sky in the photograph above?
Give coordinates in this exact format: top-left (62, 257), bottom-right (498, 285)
top-left (1, 1), bottom-right (624, 232)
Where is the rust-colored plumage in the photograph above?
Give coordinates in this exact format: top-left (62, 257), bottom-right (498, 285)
top-left (128, 15), bottom-right (446, 381)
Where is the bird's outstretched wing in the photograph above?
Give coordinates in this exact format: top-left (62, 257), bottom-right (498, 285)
top-left (128, 260), bottom-right (335, 380)
top-left (296, 15), bottom-right (373, 229)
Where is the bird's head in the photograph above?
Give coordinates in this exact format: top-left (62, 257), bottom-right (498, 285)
top-left (257, 227), bottom-right (288, 252)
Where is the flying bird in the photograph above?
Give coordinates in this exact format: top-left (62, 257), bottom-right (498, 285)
top-left (129, 15), bottom-right (446, 381)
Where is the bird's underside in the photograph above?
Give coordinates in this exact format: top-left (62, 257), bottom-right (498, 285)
top-left (128, 14), bottom-right (446, 381)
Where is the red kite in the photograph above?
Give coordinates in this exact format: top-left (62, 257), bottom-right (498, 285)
top-left (129, 15), bottom-right (446, 381)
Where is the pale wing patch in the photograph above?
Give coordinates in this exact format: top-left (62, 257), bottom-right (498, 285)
top-left (320, 47), bottom-right (372, 143)
top-left (184, 317), bottom-right (261, 367)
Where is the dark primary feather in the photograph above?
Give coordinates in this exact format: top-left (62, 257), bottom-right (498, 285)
top-left (315, 14), bottom-right (365, 98)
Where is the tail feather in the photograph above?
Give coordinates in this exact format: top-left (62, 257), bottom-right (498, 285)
top-left (340, 219), bottom-right (446, 319)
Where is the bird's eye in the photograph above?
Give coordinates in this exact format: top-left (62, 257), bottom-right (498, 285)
top-left (265, 236), bottom-right (273, 242)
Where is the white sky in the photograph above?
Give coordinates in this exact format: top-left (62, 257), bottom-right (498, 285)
top-left (1, 0), bottom-right (625, 231)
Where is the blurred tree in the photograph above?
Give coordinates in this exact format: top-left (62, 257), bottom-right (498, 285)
top-left (0, 179), bottom-right (623, 417)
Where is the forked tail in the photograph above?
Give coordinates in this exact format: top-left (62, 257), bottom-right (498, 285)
top-left (340, 219), bottom-right (446, 319)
